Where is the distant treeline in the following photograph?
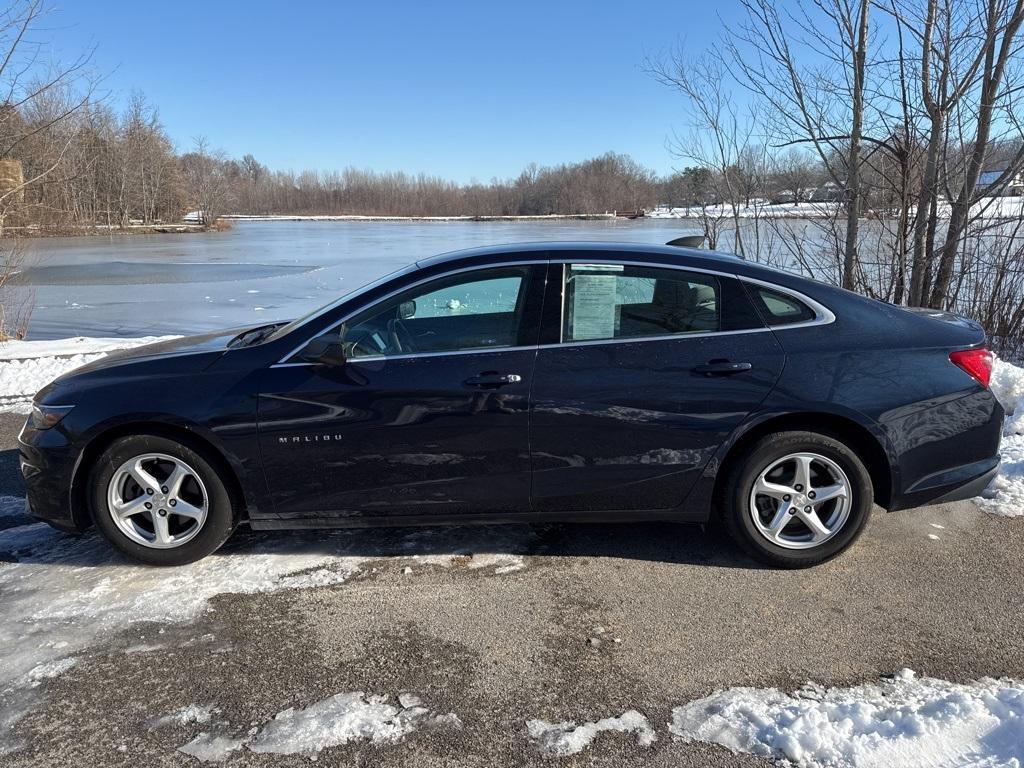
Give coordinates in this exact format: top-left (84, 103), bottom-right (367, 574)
top-left (9, 94), bottom-right (675, 226)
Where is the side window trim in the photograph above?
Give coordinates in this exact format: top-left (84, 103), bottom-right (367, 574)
top-left (275, 260), bottom-right (549, 366)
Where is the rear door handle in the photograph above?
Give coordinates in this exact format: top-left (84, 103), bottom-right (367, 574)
top-left (464, 372), bottom-right (522, 388)
top-left (693, 360), bottom-right (752, 376)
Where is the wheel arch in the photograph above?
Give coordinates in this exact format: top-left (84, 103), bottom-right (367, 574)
top-left (712, 411), bottom-right (894, 512)
top-left (70, 421), bottom-right (248, 529)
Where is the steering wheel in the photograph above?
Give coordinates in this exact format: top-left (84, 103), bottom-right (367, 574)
top-left (344, 327), bottom-right (389, 358)
top-left (387, 318), bottom-right (415, 354)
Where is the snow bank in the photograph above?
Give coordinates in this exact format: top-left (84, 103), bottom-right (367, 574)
top-left (527, 711), bottom-right (656, 757)
top-left (0, 336), bottom-right (178, 413)
top-left (0, 520), bottom-right (532, 753)
top-left (670, 669), bottom-right (1024, 768)
top-left (982, 358), bottom-right (1024, 517)
top-left (177, 692), bottom-right (460, 762)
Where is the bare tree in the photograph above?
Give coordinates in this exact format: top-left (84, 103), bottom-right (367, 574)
top-left (722, 0), bottom-right (877, 288)
top-left (647, 51), bottom-right (768, 258)
top-left (927, 0), bottom-right (1024, 307)
top-left (771, 148), bottom-right (821, 204)
top-left (180, 136), bottom-right (229, 226)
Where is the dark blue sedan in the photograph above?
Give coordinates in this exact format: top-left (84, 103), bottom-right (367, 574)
top-left (19, 241), bottom-right (1003, 567)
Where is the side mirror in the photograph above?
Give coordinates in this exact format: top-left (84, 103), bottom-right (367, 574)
top-left (398, 299), bottom-right (416, 320)
top-left (299, 334), bottom-right (347, 367)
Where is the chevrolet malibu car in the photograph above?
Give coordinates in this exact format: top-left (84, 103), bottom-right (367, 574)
top-left (20, 241), bottom-right (1002, 567)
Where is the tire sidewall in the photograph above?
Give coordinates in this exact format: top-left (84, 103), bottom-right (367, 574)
top-left (728, 431), bottom-right (873, 567)
top-left (89, 434), bottom-right (235, 566)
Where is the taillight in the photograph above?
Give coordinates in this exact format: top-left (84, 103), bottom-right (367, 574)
top-left (950, 348), bottom-right (994, 388)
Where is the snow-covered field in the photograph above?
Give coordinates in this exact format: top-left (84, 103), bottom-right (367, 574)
top-left (646, 194), bottom-right (1024, 221)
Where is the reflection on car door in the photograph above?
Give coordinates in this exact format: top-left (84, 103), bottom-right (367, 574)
top-left (529, 261), bottom-right (784, 513)
top-left (257, 263), bottom-right (546, 521)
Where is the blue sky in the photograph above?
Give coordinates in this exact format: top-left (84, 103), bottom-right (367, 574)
top-left (44, 1), bottom-right (741, 182)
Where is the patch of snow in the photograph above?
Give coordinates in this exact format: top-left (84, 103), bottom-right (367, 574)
top-left (0, 520), bottom-right (534, 753)
top-left (669, 668), bottom-right (1024, 768)
top-left (0, 336), bottom-right (178, 413)
top-left (177, 692), bottom-right (460, 762)
top-left (178, 732), bottom-right (245, 762)
top-left (247, 692), bottom-right (461, 757)
top-left (981, 358), bottom-right (1024, 517)
top-left (494, 561), bottom-right (526, 575)
top-left (148, 703), bottom-right (218, 729)
top-left (25, 658), bottom-right (76, 684)
top-left (527, 711), bottom-right (656, 757)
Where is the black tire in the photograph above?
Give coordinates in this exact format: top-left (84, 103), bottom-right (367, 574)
top-left (720, 430), bottom-right (873, 568)
top-left (88, 434), bottom-right (237, 566)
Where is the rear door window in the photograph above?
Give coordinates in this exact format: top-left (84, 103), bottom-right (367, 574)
top-left (562, 264), bottom-right (720, 342)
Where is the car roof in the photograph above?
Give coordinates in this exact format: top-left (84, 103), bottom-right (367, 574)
top-left (415, 241), bottom-right (744, 269)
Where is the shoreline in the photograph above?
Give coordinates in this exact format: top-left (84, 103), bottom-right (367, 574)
top-left (222, 213), bottom-right (618, 222)
top-left (3, 223), bottom-right (212, 238)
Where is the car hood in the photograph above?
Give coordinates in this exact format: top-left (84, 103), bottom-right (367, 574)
top-left (62, 327), bottom-right (248, 377)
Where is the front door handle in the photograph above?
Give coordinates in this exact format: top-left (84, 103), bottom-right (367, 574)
top-left (693, 360), bottom-right (753, 376)
top-left (464, 372), bottom-right (523, 388)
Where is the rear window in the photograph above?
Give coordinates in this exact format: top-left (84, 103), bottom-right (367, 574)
top-left (748, 285), bottom-right (817, 325)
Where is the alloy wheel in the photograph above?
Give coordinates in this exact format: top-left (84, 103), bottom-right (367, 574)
top-left (748, 452), bottom-right (852, 550)
top-left (106, 452), bottom-right (209, 549)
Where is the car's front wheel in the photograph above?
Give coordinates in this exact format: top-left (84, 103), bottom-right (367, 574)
top-left (721, 430), bottom-right (873, 568)
top-left (89, 434), bottom-right (236, 565)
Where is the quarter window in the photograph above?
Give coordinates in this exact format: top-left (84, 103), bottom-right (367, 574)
top-left (562, 264), bottom-right (720, 342)
top-left (748, 285), bottom-right (817, 325)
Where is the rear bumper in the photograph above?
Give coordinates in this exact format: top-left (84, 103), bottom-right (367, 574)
top-left (890, 455), bottom-right (1000, 511)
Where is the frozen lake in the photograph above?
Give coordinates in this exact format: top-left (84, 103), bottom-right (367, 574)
top-left (14, 219), bottom-right (708, 339)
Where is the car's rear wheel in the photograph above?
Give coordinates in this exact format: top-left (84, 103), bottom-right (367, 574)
top-left (89, 434), bottom-right (236, 566)
top-left (721, 430), bottom-right (873, 568)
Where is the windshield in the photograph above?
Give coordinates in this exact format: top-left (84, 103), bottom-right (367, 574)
top-left (264, 262), bottom-right (420, 343)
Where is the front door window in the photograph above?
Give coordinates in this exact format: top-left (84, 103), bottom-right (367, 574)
top-left (295, 266), bottom-right (535, 360)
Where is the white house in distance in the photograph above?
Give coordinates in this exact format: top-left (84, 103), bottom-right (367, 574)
top-left (977, 168), bottom-right (1024, 196)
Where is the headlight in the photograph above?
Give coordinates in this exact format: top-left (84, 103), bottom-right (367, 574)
top-left (30, 404), bottom-right (74, 430)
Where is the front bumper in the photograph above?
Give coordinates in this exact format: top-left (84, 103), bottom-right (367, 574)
top-left (19, 417), bottom-right (88, 532)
